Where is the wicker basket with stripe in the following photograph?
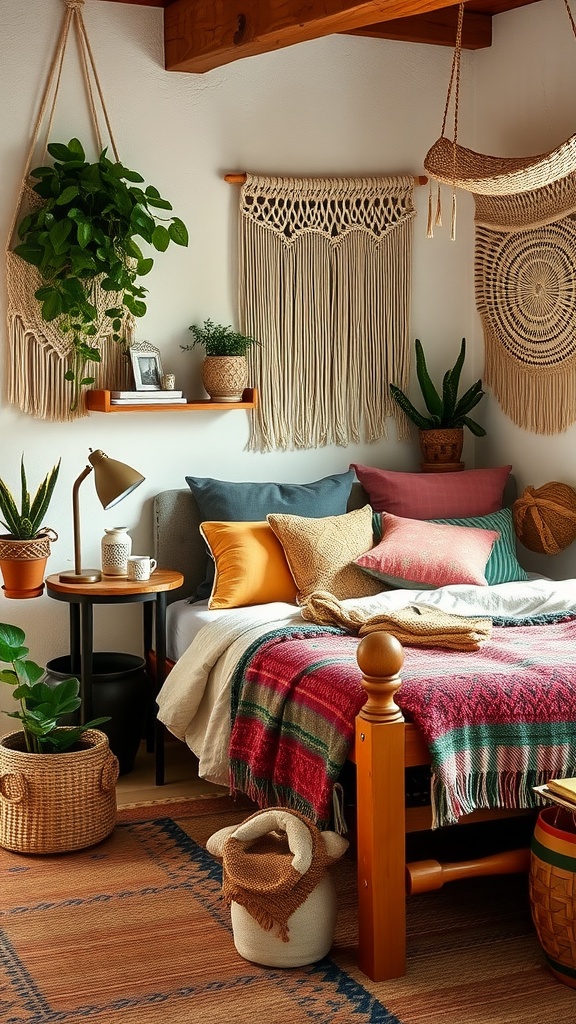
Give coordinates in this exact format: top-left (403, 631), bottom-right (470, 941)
top-left (530, 806), bottom-right (576, 988)
top-left (0, 728), bottom-right (118, 854)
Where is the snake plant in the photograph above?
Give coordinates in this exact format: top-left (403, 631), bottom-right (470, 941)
top-left (389, 338), bottom-right (486, 437)
top-left (0, 457), bottom-right (61, 539)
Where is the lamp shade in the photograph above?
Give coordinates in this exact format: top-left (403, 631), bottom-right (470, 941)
top-left (88, 450), bottom-right (145, 510)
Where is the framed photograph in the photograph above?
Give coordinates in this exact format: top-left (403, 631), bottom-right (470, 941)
top-left (130, 344), bottom-right (163, 391)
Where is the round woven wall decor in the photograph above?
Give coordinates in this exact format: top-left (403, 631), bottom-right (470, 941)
top-left (476, 219), bottom-right (576, 369)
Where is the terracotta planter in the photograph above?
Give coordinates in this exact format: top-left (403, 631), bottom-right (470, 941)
top-left (0, 728), bottom-right (118, 854)
top-left (419, 428), bottom-right (464, 473)
top-left (0, 530), bottom-right (57, 599)
top-left (201, 356), bottom-right (249, 402)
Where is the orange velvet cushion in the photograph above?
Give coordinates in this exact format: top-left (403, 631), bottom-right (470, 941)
top-left (199, 521), bottom-right (297, 609)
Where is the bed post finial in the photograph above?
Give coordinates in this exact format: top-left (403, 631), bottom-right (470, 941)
top-left (356, 631), bottom-right (404, 724)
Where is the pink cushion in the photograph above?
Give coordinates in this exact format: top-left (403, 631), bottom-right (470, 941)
top-left (351, 464), bottom-right (512, 519)
top-left (355, 513), bottom-right (499, 588)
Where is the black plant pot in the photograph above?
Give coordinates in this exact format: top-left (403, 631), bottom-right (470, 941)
top-left (45, 653), bottom-right (150, 775)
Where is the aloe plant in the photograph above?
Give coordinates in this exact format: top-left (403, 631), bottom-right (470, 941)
top-left (389, 338), bottom-right (486, 437)
top-left (0, 457), bottom-right (60, 539)
top-left (0, 622), bottom-right (108, 753)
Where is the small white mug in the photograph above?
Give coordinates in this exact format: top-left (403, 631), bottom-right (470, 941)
top-left (127, 555), bottom-right (157, 582)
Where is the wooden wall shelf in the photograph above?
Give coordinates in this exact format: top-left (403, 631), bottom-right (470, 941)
top-left (86, 388), bottom-right (257, 413)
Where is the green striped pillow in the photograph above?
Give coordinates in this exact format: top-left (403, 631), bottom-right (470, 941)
top-left (429, 507), bottom-right (528, 585)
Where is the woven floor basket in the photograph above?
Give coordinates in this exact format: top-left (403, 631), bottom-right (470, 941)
top-left (0, 728), bottom-right (118, 854)
top-left (530, 806), bottom-right (576, 988)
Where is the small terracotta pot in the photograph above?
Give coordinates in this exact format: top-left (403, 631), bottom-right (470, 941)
top-left (419, 428), bottom-right (464, 473)
top-left (0, 531), bottom-right (56, 599)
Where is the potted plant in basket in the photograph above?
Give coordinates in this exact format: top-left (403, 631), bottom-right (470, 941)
top-left (182, 318), bottom-right (260, 402)
top-left (0, 621), bottom-right (117, 854)
top-left (0, 456), bottom-right (60, 599)
top-left (13, 137), bottom-right (188, 411)
top-left (389, 338), bottom-right (486, 470)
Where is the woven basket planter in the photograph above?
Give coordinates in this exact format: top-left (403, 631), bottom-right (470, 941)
top-left (201, 356), bottom-right (248, 402)
top-left (0, 729), bottom-right (118, 854)
top-left (0, 531), bottom-right (56, 599)
top-left (419, 428), bottom-right (464, 473)
top-left (530, 807), bottom-right (576, 988)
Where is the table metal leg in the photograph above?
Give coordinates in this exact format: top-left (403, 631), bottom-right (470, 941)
top-left (69, 604), bottom-right (81, 676)
top-left (79, 603), bottom-right (94, 723)
top-left (154, 591), bottom-right (167, 786)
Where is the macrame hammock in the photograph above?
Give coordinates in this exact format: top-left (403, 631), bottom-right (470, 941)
top-left (423, 0), bottom-right (576, 435)
top-left (5, 0), bottom-right (132, 422)
top-left (237, 174), bottom-right (416, 451)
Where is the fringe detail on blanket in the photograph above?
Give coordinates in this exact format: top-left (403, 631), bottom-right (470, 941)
top-left (432, 768), bottom-right (564, 829)
top-left (229, 762), bottom-right (333, 831)
top-left (238, 174), bottom-right (415, 451)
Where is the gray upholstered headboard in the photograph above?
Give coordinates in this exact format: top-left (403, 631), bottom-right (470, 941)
top-left (153, 475), bottom-right (517, 604)
top-left (153, 482), bottom-right (368, 603)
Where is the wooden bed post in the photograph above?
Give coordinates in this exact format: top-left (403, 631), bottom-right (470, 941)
top-left (355, 630), bottom-right (406, 981)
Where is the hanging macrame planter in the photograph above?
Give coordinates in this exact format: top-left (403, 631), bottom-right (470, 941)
top-left (423, 0), bottom-right (576, 435)
top-left (5, 0), bottom-right (134, 421)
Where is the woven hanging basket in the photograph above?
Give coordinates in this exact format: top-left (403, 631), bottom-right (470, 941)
top-left (513, 482), bottom-right (576, 554)
top-left (530, 807), bottom-right (576, 989)
top-left (0, 728), bottom-right (118, 854)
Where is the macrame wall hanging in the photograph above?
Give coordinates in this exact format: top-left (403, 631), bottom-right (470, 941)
top-left (5, 0), bottom-right (131, 422)
top-left (236, 174), bottom-right (417, 452)
top-left (423, 0), bottom-right (576, 435)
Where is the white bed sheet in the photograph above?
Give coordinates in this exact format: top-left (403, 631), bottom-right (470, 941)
top-left (159, 575), bottom-right (570, 788)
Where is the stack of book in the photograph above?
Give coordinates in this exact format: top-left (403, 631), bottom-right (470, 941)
top-left (535, 776), bottom-right (576, 810)
top-left (110, 390), bottom-right (187, 406)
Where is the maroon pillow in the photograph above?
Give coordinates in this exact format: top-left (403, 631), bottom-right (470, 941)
top-left (350, 464), bottom-right (512, 520)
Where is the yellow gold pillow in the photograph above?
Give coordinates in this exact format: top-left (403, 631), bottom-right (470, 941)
top-left (200, 521), bottom-right (298, 609)
top-left (267, 505), bottom-right (383, 602)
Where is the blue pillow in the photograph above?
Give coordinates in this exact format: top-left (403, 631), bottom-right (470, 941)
top-left (186, 470), bottom-right (355, 602)
top-left (429, 507), bottom-right (528, 586)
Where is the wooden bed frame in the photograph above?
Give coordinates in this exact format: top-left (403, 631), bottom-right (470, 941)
top-left (153, 481), bottom-right (530, 982)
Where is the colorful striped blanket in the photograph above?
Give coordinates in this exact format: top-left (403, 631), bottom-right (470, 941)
top-left (228, 616), bottom-right (576, 828)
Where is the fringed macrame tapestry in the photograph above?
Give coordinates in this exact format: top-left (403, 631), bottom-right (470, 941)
top-left (238, 174), bottom-right (416, 452)
top-left (5, 0), bottom-right (131, 422)
top-left (423, 0), bottom-right (576, 435)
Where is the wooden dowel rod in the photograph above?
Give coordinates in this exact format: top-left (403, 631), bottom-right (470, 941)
top-left (224, 172), bottom-right (428, 185)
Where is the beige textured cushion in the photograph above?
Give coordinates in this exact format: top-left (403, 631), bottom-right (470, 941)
top-left (267, 505), bottom-right (383, 602)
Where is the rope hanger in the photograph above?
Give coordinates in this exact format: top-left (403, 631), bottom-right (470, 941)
top-left (424, 0), bottom-right (576, 237)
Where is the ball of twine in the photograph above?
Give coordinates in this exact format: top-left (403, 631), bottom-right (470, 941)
top-left (513, 481), bottom-right (576, 555)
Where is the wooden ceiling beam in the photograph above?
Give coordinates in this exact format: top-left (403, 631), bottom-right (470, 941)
top-left (346, 9), bottom-right (492, 49)
top-left (164, 0), bottom-right (480, 74)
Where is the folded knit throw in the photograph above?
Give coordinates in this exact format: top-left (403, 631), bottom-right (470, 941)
top-left (301, 591), bottom-right (492, 651)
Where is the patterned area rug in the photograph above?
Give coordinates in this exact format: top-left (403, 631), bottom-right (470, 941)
top-left (0, 795), bottom-right (572, 1023)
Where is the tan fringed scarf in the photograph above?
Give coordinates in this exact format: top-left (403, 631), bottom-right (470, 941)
top-left (238, 174), bottom-right (415, 451)
top-left (301, 590), bottom-right (492, 651)
top-left (221, 809), bottom-right (334, 941)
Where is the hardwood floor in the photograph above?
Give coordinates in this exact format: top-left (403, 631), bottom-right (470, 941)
top-left (116, 738), bottom-right (228, 806)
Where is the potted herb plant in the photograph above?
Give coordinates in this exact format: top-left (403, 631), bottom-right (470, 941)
top-left (389, 338), bottom-right (486, 470)
top-left (0, 457), bottom-right (60, 599)
top-left (13, 138), bottom-right (189, 411)
top-left (182, 318), bottom-right (260, 402)
top-left (0, 621), bottom-right (117, 854)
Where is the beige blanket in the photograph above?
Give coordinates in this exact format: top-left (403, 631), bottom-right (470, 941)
top-left (300, 591), bottom-right (493, 651)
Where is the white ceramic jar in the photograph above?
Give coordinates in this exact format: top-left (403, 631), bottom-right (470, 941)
top-left (101, 526), bottom-right (132, 577)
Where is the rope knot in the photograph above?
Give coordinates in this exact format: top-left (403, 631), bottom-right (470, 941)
top-left (64, 0), bottom-right (84, 10)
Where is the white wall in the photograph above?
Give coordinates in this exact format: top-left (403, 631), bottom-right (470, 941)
top-left (472, 0), bottom-right (576, 580)
top-left (4, 0), bottom-right (571, 728)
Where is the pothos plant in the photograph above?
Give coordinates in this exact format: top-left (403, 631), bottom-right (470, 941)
top-left (14, 138), bottom-right (189, 409)
top-left (0, 622), bottom-right (108, 754)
